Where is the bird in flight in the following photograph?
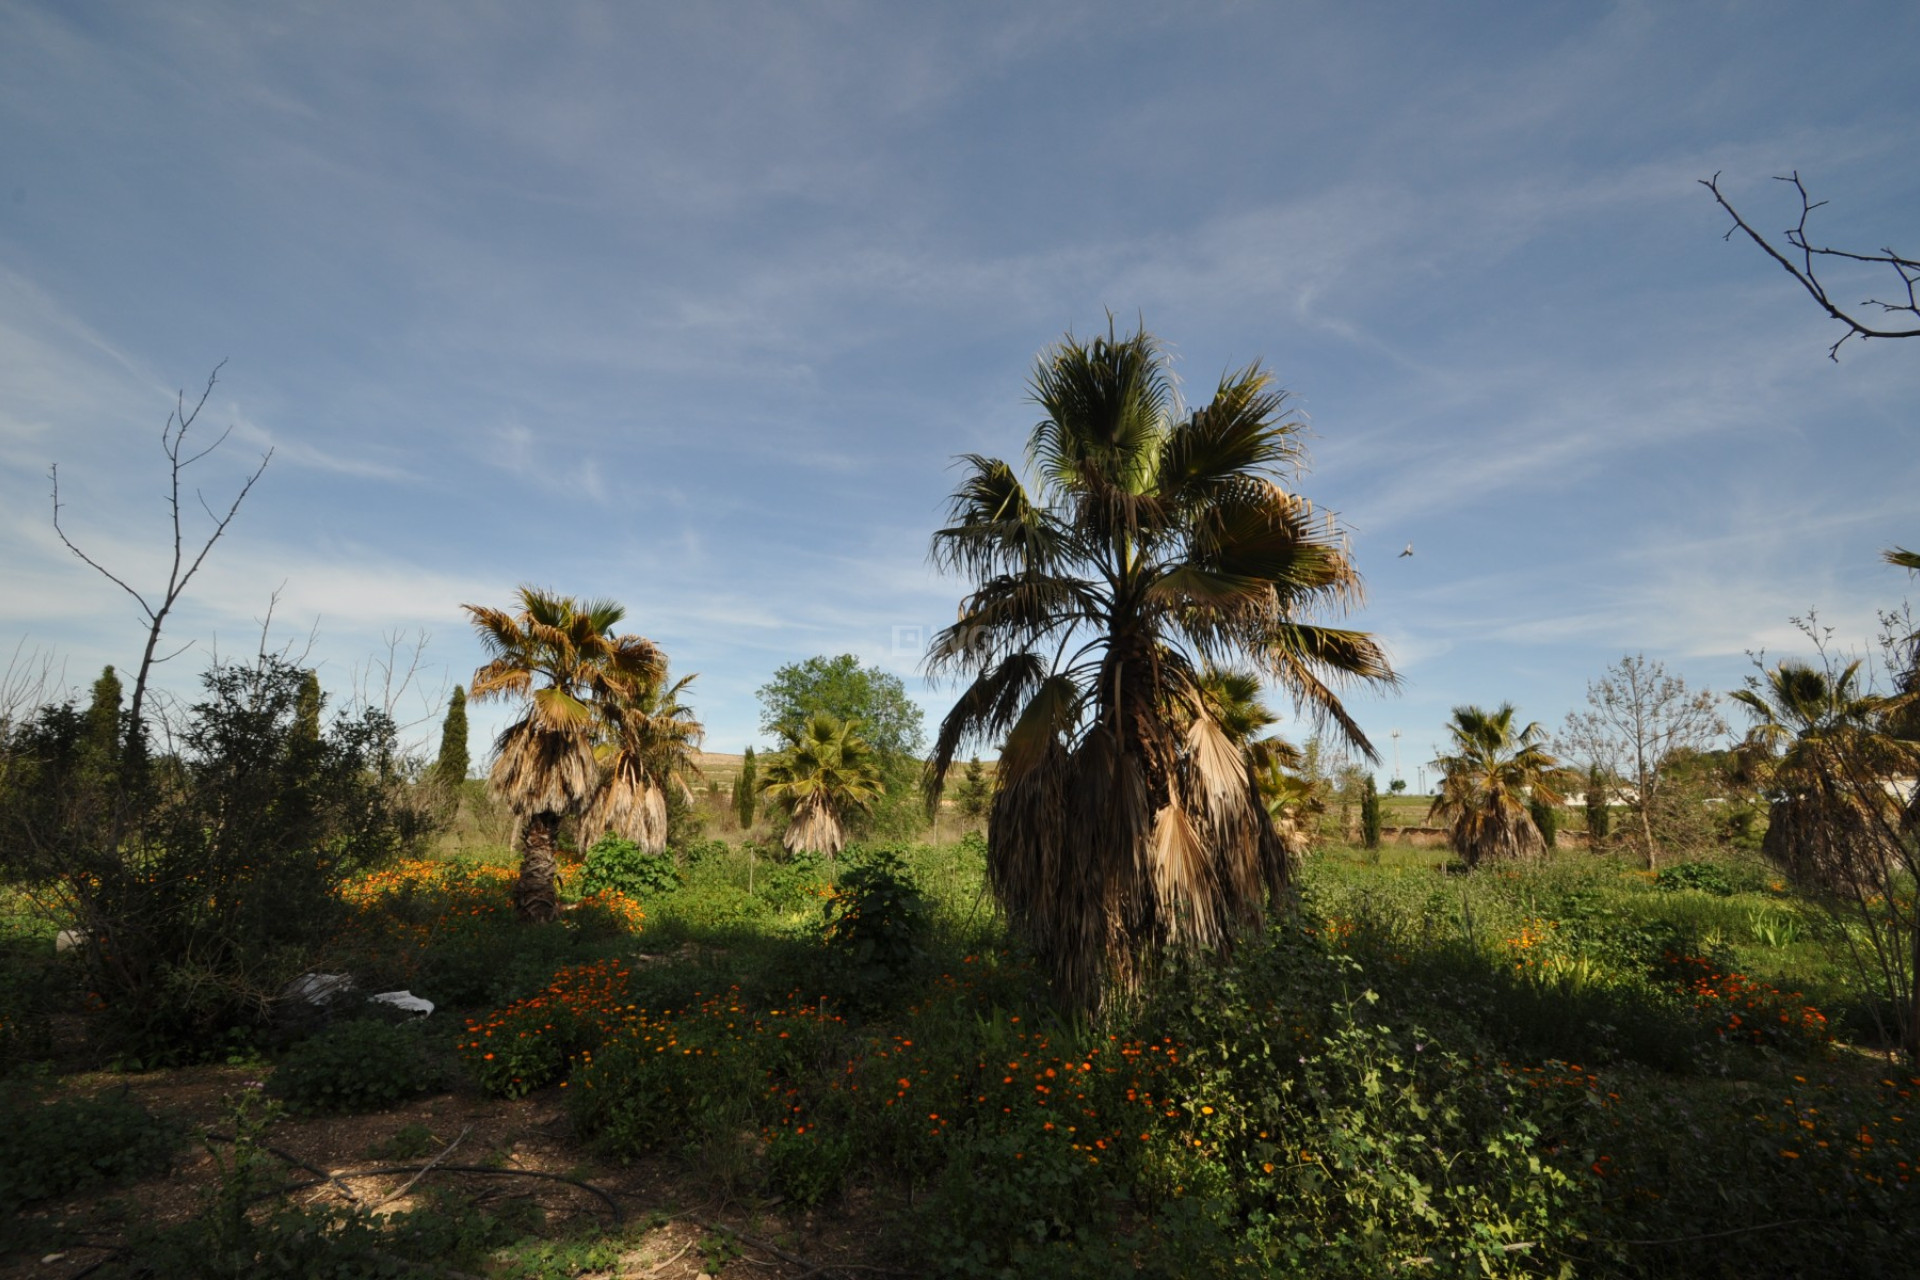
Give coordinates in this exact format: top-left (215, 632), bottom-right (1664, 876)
top-left (1399, 543), bottom-right (1414, 558)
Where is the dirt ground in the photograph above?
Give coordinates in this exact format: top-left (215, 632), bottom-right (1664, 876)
top-left (7, 1064), bottom-right (904, 1280)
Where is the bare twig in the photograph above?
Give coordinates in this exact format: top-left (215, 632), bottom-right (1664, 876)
top-left (48, 361), bottom-right (272, 757)
top-left (275, 1163), bottom-right (625, 1224)
top-left (365, 1125), bottom-right (471, 1211)
top-left (1704, 171), bottom-right (1920, 359)
top-left (1621, 1216), bottom-right (1818, 1247)
top-left (680, 1212), bottom-right (913, 1277)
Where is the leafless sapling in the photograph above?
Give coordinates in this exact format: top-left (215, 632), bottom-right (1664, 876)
top-left (49, 363), bottom-right (271, 767)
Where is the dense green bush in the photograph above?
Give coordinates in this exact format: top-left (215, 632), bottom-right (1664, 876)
top-left (0, 1084), bottom-right (179, 1220)
top-left (1655, 860), bottom-right (1736, 896)
top-left (764, 1126), bottom-right (855, 1209)
top-left (580, 833), bottom-right (681, 898)
top-left (820, 850), bottom-right (929, 996)
top-left (269, 1018), bottom-right (446, 1114)
top-left (0, 654), bottom-right (437, 1061)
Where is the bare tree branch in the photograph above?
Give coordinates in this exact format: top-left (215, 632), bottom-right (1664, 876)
top-left (46, 362), bottom-right (271, 761)
top-left (1703, 171), bottom-right (1920, 360)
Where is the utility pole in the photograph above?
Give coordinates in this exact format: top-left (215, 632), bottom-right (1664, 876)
top-left (1390, 729), bottom-right (1402, 786)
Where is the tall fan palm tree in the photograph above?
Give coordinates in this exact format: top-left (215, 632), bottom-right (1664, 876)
top-left (1732, 659), bottom-right (1918, 886)
top-left (464, 588), bottom-right (664, 921)
top-left (924, 322), bottom-right (1395, 1008)
top-left (581, 668), bottom-right (704, 853)
top-left (1429, 704), bottom-right (1565, 869)
top-left (758, 713), bottom-right (885, 857)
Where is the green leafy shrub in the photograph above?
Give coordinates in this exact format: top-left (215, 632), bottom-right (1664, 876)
top-left (0, 1084), bottom-right (179, 1219)
top-left (580, 833), bottom-right (681, 898)
top-left (0, 654), bottom-right (437, 1061)
top-left (909, 1121), bottom-right (1127, 1280)
top-left (820, 850), bottom-right (928, 995)
top-left (568, 997), bottom-right (830, 1157)
top-left (0, 940), bottom-right (62, 1068)
top-left (1656, 860), bottom-right (1736, 896)
top-left (675, 838), bottom-right (730, 867)
top-left (270, 1018), bottom-right (445, 1113)
top-left (764, 1126), bottom-right (855, 1209)
top-left (1147, 939), bottom-right (1595, 1277)
top-left (751, 846), bottom-right (826, 913)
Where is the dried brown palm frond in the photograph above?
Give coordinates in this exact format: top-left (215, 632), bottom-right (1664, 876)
top-left (580, 670), bottom-right (703, 852)
top-left (490, 720), bottom-right (598, 820)
top-left (783, 793), bottom-right (846, 858)
top-left (580, 758), bottom-right (668, 851)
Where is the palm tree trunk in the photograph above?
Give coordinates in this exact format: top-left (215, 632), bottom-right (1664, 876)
top-left (517, 811), bottom-right (561, 922)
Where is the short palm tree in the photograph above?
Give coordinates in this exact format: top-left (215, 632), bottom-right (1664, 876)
top-left (1429, 704), bottom-right (1565, 869)
top-left (1256, 761), bottom-right (1326, 863)
top-left (581, 667), bottom-right (704, 853)
top-left (464, 588), bottom-right (663, 921)
top-left (924, 322), bottom-right (1395, 1008)
top-left (1732, 659), bottom-right (1918, 886)
top-left (759, 713), bottom-right (885, 858)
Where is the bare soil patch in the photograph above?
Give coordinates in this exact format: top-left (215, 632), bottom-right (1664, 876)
top-left (6, 1066), bottom-right (903, 1280)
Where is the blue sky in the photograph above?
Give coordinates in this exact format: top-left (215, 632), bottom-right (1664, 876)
top-left (3, 1), bottom-right (1916, 782)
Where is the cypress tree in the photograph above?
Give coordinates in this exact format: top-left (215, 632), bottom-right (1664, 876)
top-left (1529, 793), bottom-right (1558, 849)
top-left (1585, 765), bottom-right (1610, 846)
top-left (734, 745), bottom-right (757, 829)
top-left (1360, 774), bottom-right (1381, 849)
top-left (434, 685), bottom-right (470, 790)
top-left (83, 664), bottom-right (123, 775)
top-left (958, 756), bottom-right (990, 819)
top-left (294, 670), bottom-right (323, 746)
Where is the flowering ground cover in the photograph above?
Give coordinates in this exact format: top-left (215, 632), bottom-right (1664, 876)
top-left (4, 837), bottom-right (1915, 1278)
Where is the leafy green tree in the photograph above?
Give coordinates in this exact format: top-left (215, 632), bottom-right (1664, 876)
top-left (1429, 705), bottom-right (1566, 869)
top-left (734, 745), bottom-right (758, 830)
top-left (924, 321), bottom-right (1395, 1007)
top-left (294, 670), bottom-right (322, 747)
top-left (463, 588), bottom-right (664, 921)
top-left (433, 684), bottom-right (469, 793)
top-left (758, 713), bottom-right (885, 857)
top-left (758, 655), bottom-right (924, 758)
top-left (1361, 774), bottom-right (1381, 849)
top-left (759, 654), bottom-right (926, 840)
